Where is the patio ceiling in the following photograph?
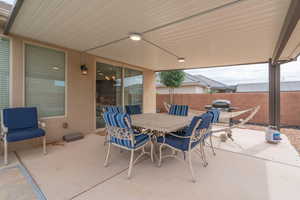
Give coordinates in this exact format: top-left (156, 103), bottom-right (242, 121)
top-left (7, 0), bottom-right (300, 70)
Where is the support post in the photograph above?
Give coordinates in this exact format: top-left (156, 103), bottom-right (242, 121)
top-left (268, 59), bottom-right (281, 130)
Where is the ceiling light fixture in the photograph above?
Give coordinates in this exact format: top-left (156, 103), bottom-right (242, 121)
top-left (178, 57), bottom-right (185, 63)
top-left (52, 66), bottom-right (60, 70)
top-left (129, 33), bottom-right (142, 41)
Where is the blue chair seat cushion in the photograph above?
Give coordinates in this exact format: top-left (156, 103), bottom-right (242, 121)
top-left (157, 134), bottom-right (199, 151)
top-left (110, 133), bottom-right (149, 149)
top-left (6, 128), bottom-right (45, 142)
top-left (134, 134), bottom-right (149, 148)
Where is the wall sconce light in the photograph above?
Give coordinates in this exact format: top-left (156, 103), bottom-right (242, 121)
top-left (81, 65), bottom-right (88, 75)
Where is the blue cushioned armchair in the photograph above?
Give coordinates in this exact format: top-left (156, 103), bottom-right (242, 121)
top-left (157, 113), bottom-right (212, 182)
top-left (103, 112), bottom-right (153, 178)
top-left (1, 107), bottom-right (47, 165)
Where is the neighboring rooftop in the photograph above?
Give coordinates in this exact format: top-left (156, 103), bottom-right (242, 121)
top-left (0, 1), bottom-right (12, 28)
top-left (193, 74), bottom-right (231, 90)
top-left (157, 72), bottom-right (233, 91)
top-left (236, 81), bottom-right (300, 92)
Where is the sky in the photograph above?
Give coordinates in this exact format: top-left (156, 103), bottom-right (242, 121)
top-left (1, 0), bottom-right (15, 4)
top-left (185, 58), bottom-right (300, 85)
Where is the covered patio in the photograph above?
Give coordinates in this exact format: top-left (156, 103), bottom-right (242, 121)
top-left (1, 0), bottom-right (300, 199)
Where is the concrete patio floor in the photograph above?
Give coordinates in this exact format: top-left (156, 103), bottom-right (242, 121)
top-left (1, 128), bottom-right (300, 200)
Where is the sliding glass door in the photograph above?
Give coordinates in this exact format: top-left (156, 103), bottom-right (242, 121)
top-left (96, 62), bottom-right (143, 129)
top-left (124, 68), bottom-right (143, 106)
top-left (96, 63), bottom-right (122, 129)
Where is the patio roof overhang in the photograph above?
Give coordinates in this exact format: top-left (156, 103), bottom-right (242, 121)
top-left (4, 0), bottom-right (300, 71)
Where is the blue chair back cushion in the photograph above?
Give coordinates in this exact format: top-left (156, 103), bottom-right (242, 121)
top-left (104, 106), bottom-right (123, 113)
top-left (168, 104), bottom-right (189, 116)
top-left (3, 107), bottom-right (38, 131)
top-left (125, 105), bottom-right (142, 115)
top-left (103, 112), bottom-right (131, 128)
top-left (207, 108), bottom-right (220, 123)
top-left (103, 112), bottom-right (149, 149)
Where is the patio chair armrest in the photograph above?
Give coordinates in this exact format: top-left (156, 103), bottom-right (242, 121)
top-left (38, 121), bottom-right (46, 128)
top-left (168, 132), bottom-right (191, 139)
top-left (1, 126), bottom-right (7, 136)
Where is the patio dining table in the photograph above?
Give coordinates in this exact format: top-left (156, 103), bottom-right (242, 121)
top-left (131, 113), bottom-right (194, 134)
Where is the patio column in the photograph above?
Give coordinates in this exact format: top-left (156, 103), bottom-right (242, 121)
top-left (143, 70), bottom-right (156, 113)
top-left (268, 59), bottom-right (280, 130)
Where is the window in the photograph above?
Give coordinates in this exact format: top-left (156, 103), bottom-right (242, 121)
top-left (0, 37), bottom-right (10, 111)
top-left (25, 44), bottom-right (66, 117)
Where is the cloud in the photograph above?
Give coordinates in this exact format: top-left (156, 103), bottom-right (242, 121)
top-left (185, 59), bottom-right (300, 85)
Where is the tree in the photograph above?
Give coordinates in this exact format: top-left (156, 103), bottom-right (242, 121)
top-left (159, 70), bottom-right (185, 104)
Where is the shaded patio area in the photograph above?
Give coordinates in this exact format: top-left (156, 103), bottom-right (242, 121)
top-left (1, 128), bottom-right (299, 200)
top-left (1, 0), bottom-right (300, 199)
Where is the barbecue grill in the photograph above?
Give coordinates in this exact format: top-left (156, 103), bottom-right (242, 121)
top-left (205, 99), bottom-right (236, 112)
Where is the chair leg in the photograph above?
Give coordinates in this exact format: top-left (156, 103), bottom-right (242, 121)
top-left (4, 139), bottom-right (8, 165)
top-left (158, 144), bottom-right (163, 167)
top-left (43, 136), bottom-right (47, 155)
top-left (209, 135), bottom-right (216, 156)
top-left (128, 150), bottom-right (134, 179)
top-left (103, 129), bottom-right (108, 146)
top-left (104, 143), bottom-right (111, 167)
top-left (188, 150), bottom-right (196, 182)
top-left (150, 142), bottom-right (154, 163)
top-left (200, 142), bottom-right (208, 167)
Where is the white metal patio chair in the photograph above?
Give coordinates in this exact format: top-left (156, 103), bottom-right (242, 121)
top-left (156, 113), bottom-right (213, 182)
top-left (103, 112), bottom-right (153, 178)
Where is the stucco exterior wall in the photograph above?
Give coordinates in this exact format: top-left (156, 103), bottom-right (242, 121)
top-left (4, 34), bottom-right (156, 148)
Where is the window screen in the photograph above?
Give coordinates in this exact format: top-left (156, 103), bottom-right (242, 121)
top-left (25, 44), bottom-right (65, 117)
top-left (0, 37), bottom-right (10, 111)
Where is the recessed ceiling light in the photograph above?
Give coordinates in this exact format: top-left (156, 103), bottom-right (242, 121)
top-left (52, 66), bottom-right (60, 70)
top-left (129, 33), bottom-right (142, 41)
top-left (178, 57), bottom-right (185, 63)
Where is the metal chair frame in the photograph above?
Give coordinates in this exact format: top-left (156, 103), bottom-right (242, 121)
top-left (158, 119), bottom-right (210, 182)
top-left (104, 124), bottom-right (153, 179)
top-left (0, 110), bottom-right (47, 165)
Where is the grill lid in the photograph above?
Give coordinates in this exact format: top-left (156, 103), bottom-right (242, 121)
top-left (212, 99), bottom-right (231, 108)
